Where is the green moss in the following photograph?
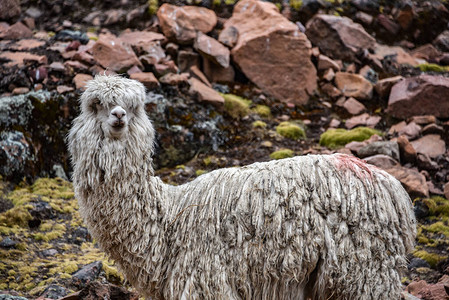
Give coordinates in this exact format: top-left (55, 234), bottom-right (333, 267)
top-left (289, 0), bottom-right (302, 10)
top-left (276, 122), bottom-right (305, 140)
top-left (319, 127), bottom-right (380, 149)
top-left (251, 105), bottom-right (272, 118)
top-left (0, 206), bottom-right (32, 228)
top-left (148, 0), bottom-right (159, 15)
top-left (213, 0), bottom-right (221, 5)
top-left (252, 120), bottom-right (267, 128)
top-left (221, 93), bottom-right (252, 119)
top-left (413, 250), bottom-right (447, 268)
top-left (196, 170), bottom-right (207, 176)
top-left (424, 221), bottom-right (449, 237)
top-left (424, 196), bottom-right (449, 217)
top-left (224, 0), bottom-right (236, 5)
top-left (270, 149), bottom-right (294, 160)
top-left (418, 63), bottom-right (449, 73)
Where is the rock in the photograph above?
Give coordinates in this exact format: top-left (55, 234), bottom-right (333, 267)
top-left (189, 65), bottom-right (211, 87)
top-left (8, 39), bottom-right (45, 51)
top-left (202, 57), bottom-right (235, 83)
top-left (357, 141), bottom-right (400, 161)
top-left (422, 123), bottom-right (444, 136)
top-left (224, 0), bottom-right (317, 105)
top-left (317, 54), bottom-right (340, 71)
top-left (0, 295), bottom-right (28, 300)
top-left (417, 153), bottom-right (439, 171)
top-left (345, 113), bottom-right (381, 129)
top-left (411, 115), bottom-right (436, 125)
top-left (54, 30), bottom-right (89, 44)
top-left (0, 0), bottom-right (21, 21)
top-left (57, 85), bottom-right (74, 94)
top-left (78, 281), bottom-right (139, 300)
top-left (73, 74), bottom-right (93, 90)
top-left (410, 134), bottom-right (446, 158)
top-left (376, 14), bottom-right (400, 35)
top-left (411, 44), bottom-right (441, 63)
top-left (342, 97), bottom-right (366, 115)
top-left (29, 66), bottom-right (48, 83)
top-left (40, 284), bottom-right (70, 299)
top-left (397, 135), bottom-right (417, 164)
top-left (103, 9), bottom-right (126, 26)
top-left (0, 131), bottom-right (32, 181)
top-left (409, 280), bottom-right (449, 300)
top-left (0, 93), bottom-right (34, 128)
top-left (138, 42), bottom-right (166, 66)
top-left (153, 60), bottom-right (178, 77)
top-left (218, 25), bottom-right (238, 48)
top-left (188, 77), bottom-right (224, 106)
top-left (385, 165), bottom-right (429, 198)
top-left (92, 35), bottom-right (142, 73)
top-left (389, 121), bottom-right (421, 140)
top-left (12, 87), bottom-right (30, 95)
top-left (363, 154), bottom-right (399, 169)
top-left (373, 44), bottom-right (420, 67)
top-left (177, 49), bottom-right (201, 73)
top-left (0, 237), bottom-right (17, 249)
top-left (358, 65), bottom-right (377, 84)
top-left (72, 261), bottom-right (103, 288)
top-left (387, 74), bottom-right (449, 119)
top-left (322, 68), bottom-right (335, 82)
top-left (65, 60), bottom-right (90, 72)
top-left (444, 182), bottom-right (449, 200)
top-left (49, 62), bottom-right (66, 72)
top-left (335, 72), bottom-right (373, 100)
top-left (374, 76), bottom-right (403, 98)
top-left (321, 83), bottom-right (342, 99)
top-left (25, 7), bottom-right (42, 19)
top-left (42, 248), bottom-right (59, 256)
top-left (0, 51), bottom-right (47, 67)
top-left (305, 14), bottom-right (376, 62)
top-left (434, 30), bottom-right (449, 52)
top-left (157, 4), bottom-right (217, 44)
top-left (396, 4), bottom-right (414, 30)
top-left (159, 72), bottom-right (190, 86)
top-left (355, 11), bottom-right (373, 25)
top-left (129, 72), bottom-right (160, 89)
top-left (0, 22), bottom-right (32, 39)
top-left (194, 32), bottom-right (230, 68)
top-left (119, 30), bottom-right (166, 55)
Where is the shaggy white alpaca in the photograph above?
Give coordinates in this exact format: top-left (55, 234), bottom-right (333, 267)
top-left (68, 75), bottom-right (416, 300)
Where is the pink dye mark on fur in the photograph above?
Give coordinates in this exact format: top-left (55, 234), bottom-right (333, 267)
top-left (332, 154), bottom-right (377, 180)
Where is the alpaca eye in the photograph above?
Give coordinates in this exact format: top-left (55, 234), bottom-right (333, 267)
top-left (91, 99), bottom-right (101, 114)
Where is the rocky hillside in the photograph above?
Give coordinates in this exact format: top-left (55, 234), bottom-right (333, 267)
top-left (1, 0), bottom-right (449, 299)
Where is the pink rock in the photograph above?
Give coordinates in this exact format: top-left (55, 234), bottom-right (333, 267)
top-left (224, 0), bottom-right (316, 105)
top-left (129, 72), bottom-right (160, 89)
top-left (202, 57), bottom-right (235, 83)
top-left (411, 44), bottom-right (441, 62)
top-left (387, 74), bottom-right (449, 118)
top-left (194, 32), bottom-right (230, 68)
top-left (374, 75), bottom-right (403, 98)
top-left (397, 135), bottom-right (417, 164)
top-left (0, 51), bottom-right (47, 67)
top-left (411, 115), bottom-right (436, 125)
top-left (153, 60), bottom-right (178, 77)
top-left (373, 44), bottom-right (420, 66)
top-left (65, 60), bottom-right (90, 72)
top-left (343, 97), bottom-right (366, 115)
top-left (12, 87), bottom-right (30, 95)
top-left (335, 72), bottom-right (373, 100)
top-left (8, 39), bottom-right (46, 51)
top-left (389, 121), bottom-right (421, 140)
top-left (322, 68), bottom-right (335, 81)
top-left (73, 74), bottom-right (93, 90)
top-left (57, 85), bottom-right (74, 94)
top-left (188, 77), bottom-right (224, 106)
top-left (407, 280), bottom-right (430, 296)
top-left (218, 25), bottom-right (238, 48)
top-left (444, 182), bottom-right (449, 201)
top-left (377, 14), bottom-right (400, 35)
top-left (157, 4), bottom-right (217, 44)
top-left (363, 154), bottom-right (399, 169)
top-left (305, 14), bottom-right (376, 61)
top-left (189, 65), bottom-right (211, 87)
top-left (159, 73), bottom-right (190, 86)
top-left (317, 54), bottom-right (340, 71)
top-left (91, 35), bottom-right (142, 73)
top-left (0, 22), bottom-right (32, 39)
top-left (119, 30), bottom-right (166, 55)
top-left (66, 40), bottom-right (81, 51)
top-left (73, 51), bottom-right (96, 65)
top-left (385, 166), bottom-right (429, 198)
top-left (345, 113), bottom-right (380, 129)
top-left (410, 134), bottom-right (446, 158)
top-left (49, 62), bottom-right (66, 72)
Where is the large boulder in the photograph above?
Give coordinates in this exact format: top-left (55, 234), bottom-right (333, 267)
top-left (305, 14), bottom-right (376, 62)
top-left (222, 0), bottom-right (317, 105)
top-left (157, 4), bottom-right (217, 45)
top-left (387, 74), bottom-right (449, 119)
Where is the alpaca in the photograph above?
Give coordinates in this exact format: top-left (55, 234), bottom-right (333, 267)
top-left (68, 75), bottom-right (416, 300)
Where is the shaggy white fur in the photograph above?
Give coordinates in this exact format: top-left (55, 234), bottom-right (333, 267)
top-left (68, 75), bottom-right (416, 300)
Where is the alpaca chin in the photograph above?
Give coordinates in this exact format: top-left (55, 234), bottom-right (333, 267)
top-left (104, 121), bottom-right (128, 139)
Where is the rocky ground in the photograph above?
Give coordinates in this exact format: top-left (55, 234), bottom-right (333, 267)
top-left (1, 0), bottom-right (449, 299)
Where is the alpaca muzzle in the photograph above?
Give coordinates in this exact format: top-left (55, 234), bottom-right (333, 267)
top-left (110, 106), bottom-right (128, 129)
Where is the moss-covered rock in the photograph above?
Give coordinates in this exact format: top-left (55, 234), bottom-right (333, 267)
top-left (413, 250), bottom-right (447, 268)
top-left (418, 63), bottom-right (449, 73)
top-left (221, 94), bottom-right (252, 119)
top-left (148, 0), bottom-right (158, 15)
top-left (252, 120), bottom-right (267, 128)
top-left (319, 127), bottom-right (380, 149)
top-left (269, 149), bottom-right (294, 160)
top-left (251, 105), bottom-right (272, 118)
top-left (276, 122), bottom-right (305, 140)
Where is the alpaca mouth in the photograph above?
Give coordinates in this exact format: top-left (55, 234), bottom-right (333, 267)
top-left (112, 121), bottom-right (125, 129)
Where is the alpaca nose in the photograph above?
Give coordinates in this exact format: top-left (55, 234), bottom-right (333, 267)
top-left (111, 106), bottom-right (126, 119)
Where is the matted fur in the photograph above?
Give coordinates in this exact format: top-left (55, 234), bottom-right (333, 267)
top-left (68, 75), bottom-right (416, 300)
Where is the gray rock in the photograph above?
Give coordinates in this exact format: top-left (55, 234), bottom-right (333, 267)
top-left (52, 164), bottom-right (69, 181)
top-left (0, 295), bottom-right (28, 300)
top-left (0, 131), bottom-right (32, 179)
top-left (0, 237), bottom-right (17, 249)
top-left (40, 284), bottom-right (69, 299)
top-left (357, 141), bottom-right (400, 161)
top-left (408, 257), bottom-right (431, 269)
top-left (71, 261), bottom-right (103, 288)
top-left (363, 154), bottom-right (399, 169)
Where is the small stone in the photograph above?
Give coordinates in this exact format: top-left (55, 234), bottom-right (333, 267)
top-left (397, 135), bottom-right (417, 164)
top-left (73, 74), bottom-right (93, 90)
top-left (322, 68), bottom-right (335, 82)
top-left (159, 73), bottom-right (190, 86)
top-left (65, 60), bottom-right (90, 72)
top-left (328, 118), bottom-right (341, 128)
top-left (42, 248), bottom-right (59, 256)
top-left (389, 121), bottom-right (421, 140)
top-left (49, 62), bottom-right (66, 72)
top-left (40, 284), bottom-right (69, 299)
top-left (345, 113), bottom-right (380, 129)
top-left (12, 87), bottom-right (30, 95)
top-left (0, 237), bottom-right (17, 248)
top-left (0, 51), bottom-right (47, 68)
top-left (374, 76), bottom-right (403, 98)
top-left (218, 25), bottom-right (238, 48)
top-left (318, 54), bottom-right (340, 71)
top-left (188, 77), bottom-right (224, 106)
top-left (410, 134), bottom-right (446, 158)
top-left (129, 72), bottom-right (160, 89)
top-left (422, 123), bottom-right (444, 136)
top-left (377, 14), bottom-right (400, 35)
top-left (202, 58), bottom-right (235, 83)
top-left (355, 11), bottom-right (373, 25)
top-left (357, 141), bottom-right (400, 161)
top-left (189, 65), bottom-right (211, 87)
top-left (342, 97), bottom-right (366, 115)
top-left (177, 49), bottom-right (201, 73)
top-left (444, 182), bottom-right (449, 200)
top-left (72, 261), bottom-right (103, 288)
top-left (194, 32), bottom-right (230, 68)
top-left (321, 83), bottom-right (342, 99)
top-left (363, 154), bottom-right (399, 169)
top-left (335, 72), bottom-right (373, 100)
top-left (411, 115), bottom-right (436, 125)
top-left (57, 85), bottom-right (74, 94)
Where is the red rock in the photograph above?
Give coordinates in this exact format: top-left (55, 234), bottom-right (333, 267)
top-left (12, 87), bottom-right (30, 95)
top-left (57, 85), bottom-right (74, 94)
top-left (410, 134), bottom-right (446, 158)
top-left (363, 154), bottom-right (399, 169)
top-left (103, 9), bottom-right (126, 26)
top-left (194, 32), bottom-right (230, 68)
top-left (73, 74), bottom-right (93, 90)
top-left (177, 49), bottom-right (201, 73)
top-left (29, 66), bottom-right (48, 82)
top-left (377, 14), bottom-right (400, 35)
top-left (444, 182), bottom-right (449, 200)
top-left (159, 73), bottom-right (190, 86)
top-left (126, 65), bottom-right (142, 76)
top-left (157, 4), bottom-right (217, 44)
top-left (189, 65), bottom-right (211, 87)
top-left (188, 77), bottom-right (224, 105)
top-left (411, 44), bottom-right (441, 62)
top-left (153, 60), bottom-right (178, 77)
top-left (0, 0), bottom-right (21, 21)
top-left (396, 5), bottom-right (414, 30)
top-left (387, 74), bottom-right (449, 119)
top-left (203, 57), bottom-right (235, 83)
top-left (385, 166), bottom-right (429, 198)
top-left (407, 280), bottom-right (430, 296)
top-left (411, 115), bottom-right (436, 125)
top-left (129, 72), bottom-right (160, 89)
top-left (343, 97), bottom-right (366, 115)
top-left (389, 121), bottom-right (421, 140)
top-left (0, 22), bottom-right (33, 39)
top-left (66, 40), bottom-right (81, 52)
top-left (73, 51), bottom-right (96, 65)
top-left (218, 25), bottom-right (238, 48)
top-left (49, 62), bottom-right (66, 72)
top-left (119, 30), bottom-right (166, 55)
top-left (355, 11), bottom-right (373, 25)
top-left (397, 135), bottom-right (417, 164)
top-left (335, 72), bottom-right (373, 100)
top-left (322, 68), bottom-right (335, 82)
top-left (321, 83), bottom-right (342, 99)
top-left (317, 54), bottom-right (340, 71)
top-left (91, 35), bottom-right (142, 73)
top-left (373, 44), bottom-right (420, 66)
top-left (422, 123), bottom-right (444, 136)
top-left (224, 0), bottom-right (316, 105)
top-left (374, 75), bottom-right (403, 98)
top-left (62, 50), bottom-right (77, 60)
top-left (8, 39), bottom-right (46, 51)
top-left (0, 51), bottom-right (47, 67)
top-left (305, 14), bottom-right (376, 61)
top-left (345, 113), bottom-right (381, 129)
